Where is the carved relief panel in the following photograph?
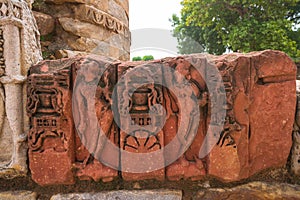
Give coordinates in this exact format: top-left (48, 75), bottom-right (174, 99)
top-left (27, 64), bottom-right (74, 185)
top-left (117, 62), bottom-right (165, 181)
top-left (27, 51), bottom-right (296, 185)
top-left (72, 57), bottom-right (119, 182)
top-left (27, 57), bottom-right (122, 185)
top-left (162, 56), bottom-right (209, 181)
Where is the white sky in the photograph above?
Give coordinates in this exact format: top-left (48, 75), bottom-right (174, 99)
top-left (129, 0), bottom-right (182, 59)
top-left (129, 0), bottom-right (182, 30)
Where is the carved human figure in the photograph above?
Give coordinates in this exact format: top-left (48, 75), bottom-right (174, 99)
top-left (72, 58), bottom-right (119, 181)
top-left (74, 58), bottom-right (118, 168)
top-left (164, 57), bottom-right (208, 180)
top-left (94, 66), bottom-right (119, 162)
top-left (75, 58), bottom-right (102, 156)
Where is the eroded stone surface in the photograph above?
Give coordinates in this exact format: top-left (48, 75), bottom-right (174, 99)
top-left (27, 56), bottom-right (119, 185)
top-left (117, 62), bottom-right (165, 181)
top-left (0, 0), bottom-right (42, 179)
top-left (206, 50), bottom-right (296, 181)
top-left (33, 11), bottom-right (55, 36)
top-left (50, 190), bottom-right (182, 200)
top-left (291, 80), bottom-right (300, 176)
top-left (194, 182), bottom-right (300, 200)
top-left (163, 50), bottom-right (296, 182)
top-left (27, 50), bottom-right (296, 185)
top-left (0, 191), bottom-right (37, 200)
top-left (32, 0), bottom-right (130, 60)
top-left (27, 59), bottom-right (75, 185)
top-left (72, 57), bottom-right (119, 182)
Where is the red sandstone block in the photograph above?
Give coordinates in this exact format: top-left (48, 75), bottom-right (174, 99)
top-left (27, 50), bottom-right (296, 185)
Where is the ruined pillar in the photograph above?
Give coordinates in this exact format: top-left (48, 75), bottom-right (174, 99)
top-left (0, 0), bottom-right (42, 178)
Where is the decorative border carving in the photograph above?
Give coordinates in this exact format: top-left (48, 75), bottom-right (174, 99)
top-left (0, 1), bottom-right (22, 19)
top-left (216, 64), bottom-right (241, 148)
top-left (75, 5), bottom-right (130, 38)
top-left (0, 28), bottom-right (4, 75)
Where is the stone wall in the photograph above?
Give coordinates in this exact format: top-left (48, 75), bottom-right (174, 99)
top-left (32, 0), bottom-right (130, 60)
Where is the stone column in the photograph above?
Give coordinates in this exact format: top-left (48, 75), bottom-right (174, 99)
top-left (0, 0), bottom-right (41, 178)
top-left (33, 0), bottom-right (130, 60)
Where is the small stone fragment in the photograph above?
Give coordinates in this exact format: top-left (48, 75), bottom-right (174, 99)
top-left (194, 182), bottom-right (300, 200)
top-left (50, 190), bottom-right (182, 200)
top-left (33, 11), bottom-right (55, 36)
top-left (0, 191), bottom-right (37, 200)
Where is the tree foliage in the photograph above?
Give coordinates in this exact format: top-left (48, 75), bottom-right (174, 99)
top-left (172, 0), bottom-right (300, 58)
top-left (142, 55), bottom-right (154, 61)
top-left (132, 55), bottom-right (154, 61)
top-left (132, 56), bottom-right (142, 61)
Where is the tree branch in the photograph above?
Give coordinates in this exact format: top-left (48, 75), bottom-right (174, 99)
top-left (222, 2), bottom-right (249, 17)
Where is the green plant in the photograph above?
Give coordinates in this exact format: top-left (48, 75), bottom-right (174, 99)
top-left (142, 55), bottom-right (154, 61)
top-left (172, 0), bottom-right (300, 57)
top-left (132, 56), bottom-right (142, 61)
top-left (132, 55), bottom-right (155, 61)
top-left (40, 33), bottom-right (54, 42)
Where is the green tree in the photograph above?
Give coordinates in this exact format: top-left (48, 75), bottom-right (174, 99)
top-left (172, 0), bottom-right (300, 58)
top-left (142, 55), bottom-right (154, 61)
top-left (132, 56), bottom-right (142, 61)
top-left (132, 55), bottom-right (155, 61)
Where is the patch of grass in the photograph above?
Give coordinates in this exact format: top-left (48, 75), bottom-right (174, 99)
top-left (42, 51), bottom-right (54, 60)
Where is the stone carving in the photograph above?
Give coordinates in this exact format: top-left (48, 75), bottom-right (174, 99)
top-left (0, 0), bottom-right (42, 179)
top-left (0, 1), bottom-right (22, 19)
top-left (207, 51), bottom-right (296, 181)
top-left (27, 75), bottom-right (66, 153)
top-left (117, 62), bottom-right (165, 181)
top-left (27, 57), bottom-right (119, 185)
top-left (72, 57), bottom-right (118, 182)
top-left (27, 50), bottom-right (296, 185)
top-left (162, 57), bottom-right (207, 181)
top-left (75, 5), bottom-right (130, 38)
top-left (0, 29), bottom-right (4, 74)
top-left (32, 0), bottom-right (130, 60)
top-left (27, 63), bottom-right (75, 185)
